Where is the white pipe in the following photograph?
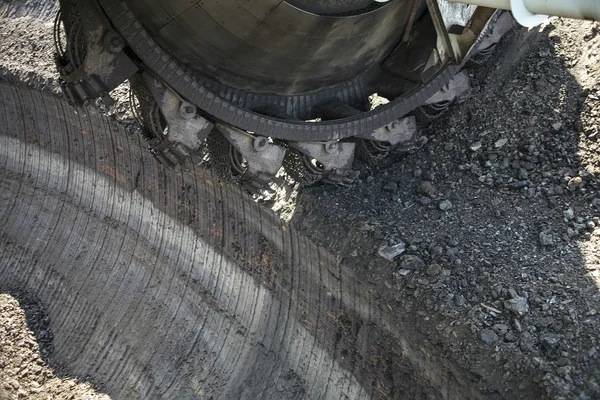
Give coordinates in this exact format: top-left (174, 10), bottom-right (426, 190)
top-left (510, 0), bottom-right (548, 27)
top-left (445, 0), bottom-right (511, 9)
top-left (524, 0), bottom-right (600, 21)
top-left (445, 0), bottom-right (600, 23)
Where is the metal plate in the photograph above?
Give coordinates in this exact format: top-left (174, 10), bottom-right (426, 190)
top-left (126, 0), bottom-right (412, 94)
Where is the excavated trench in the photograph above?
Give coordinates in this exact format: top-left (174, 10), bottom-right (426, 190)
top-left (0, 82), bottom-right (486, 398)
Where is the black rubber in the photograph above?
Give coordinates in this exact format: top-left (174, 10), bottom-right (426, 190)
top-left (98, 0), bottom-right (466, 141)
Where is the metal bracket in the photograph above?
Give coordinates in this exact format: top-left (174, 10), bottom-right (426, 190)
top-left (215, 123), bottom-right (286, 189)
top-left (287, 141), bottom-right (358, 183)
top-left (473, 11), bottom-right (516, 54)
top-left (58, 0), bottom-right (138, 107)
top-left (426, 0), bottom-right (457, 64)
top-left (148, 141), bottom-right (187, 168)
top-left (437, 1), bottom-right (478, 31)
top-left (425, 70), bottom-right (470, 104)
top-left (357, 116), bottom-right (418, 147)
top-left (141, 73), bottom-right (214, 153)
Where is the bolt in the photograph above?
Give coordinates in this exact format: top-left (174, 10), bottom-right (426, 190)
top-left (179, 102), bottom-right (196, 119)
top-left (253, 136), bottom-right (269, 151)
top-left (325, 142), bottom-right (338, 153)
top-left (386, 120), bottom-right (398, 132)
top-left (104, 32), bottom-right (125, 53)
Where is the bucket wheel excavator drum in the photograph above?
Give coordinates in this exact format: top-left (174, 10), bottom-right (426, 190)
top-left (55, 0), bottom-right (499, 183)
top-left (129, 0), bottom-right (411, 96)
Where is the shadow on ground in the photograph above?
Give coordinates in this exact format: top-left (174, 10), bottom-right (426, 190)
top-left (289, 20), bottom-right (600, 399)
top-left (0, 290), bottom-right (111, 399)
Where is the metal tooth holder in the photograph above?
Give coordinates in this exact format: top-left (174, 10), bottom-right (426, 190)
top-left (56, 0), bottom-right (138, 107)
top-left (357, 116), bottom-right (418, 148)
top-left (149, 142), bottom-right (186, 168)
top-left (425, 71), bottom-right (470, 106)
top-left (287, 141), bottom-right (358, 183)
top-left (141, 73), bottom-right (214, 153)
top-left (215, 123), bottom-right (287, 189)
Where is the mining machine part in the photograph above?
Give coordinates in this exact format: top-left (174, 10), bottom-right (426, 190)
top-left (56, 0), bottom-right (500, 143)
top-left (52, 1), bottom-right (599, 184)
top-left (55, 0), bottom-right (138, 107)
top-left (215, 122), bottom-right (287, 189)
top-left (52, 0), bottom-right (506, 186)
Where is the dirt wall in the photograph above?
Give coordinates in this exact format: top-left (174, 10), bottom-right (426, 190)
top-left (0, 83), bottom-right (483, 399)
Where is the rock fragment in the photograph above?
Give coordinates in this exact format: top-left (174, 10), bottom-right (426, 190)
top-left (552, 121), bottom-right (563, 131)
top-left (378, 242), bottom-right (406, 261)
top-left (504, 297), bottom-right (529, 316)
top-left (398, 255), bottom-right (426, 271)
top-left (567, 176), bottom-right (582, 191)
top-left (540, 334), bottom-right (560, 351)
top-left (563, 208), bottom-right (575, 221)
top-left (383, 181), bottom-right (398, 192)
top-left (439, 200), bottom-right (453, 211)
top-left (520, 332), bottom-right (536, 352)
top-left (494, 138), bottom-right (508, 149)
top-left (417, 196), bottom-right (432, 205)
top-left (492, 324), bottom-right (509, 336)
top-left (470, 141), bottom-right (483, 151)
top-left (539, 231), bottom-right (554, 246)
top-left (505, 332), bottom-right (518, 342)
top-left (425, 263), bottom-right (442, 276)
top-left (454, 294), bottom-right (466, 307)
top-left (418, 181), bottom-right (436, 197)
top-left (518, 168), bottom-right (529, 180)
top-left (480, 329), bottom-right (499, 344)
top-left (586, 220), bottom-right (595, 230)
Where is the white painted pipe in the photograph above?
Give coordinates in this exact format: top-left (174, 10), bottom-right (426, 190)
top-left (446, 0), bottom-right (510, 9)
top-left (510, 0), bottom-right (548, 27)
top-left (524, 0), bottom-right (600, 21)
top-left (445, 0), bottom-right (600, 26)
